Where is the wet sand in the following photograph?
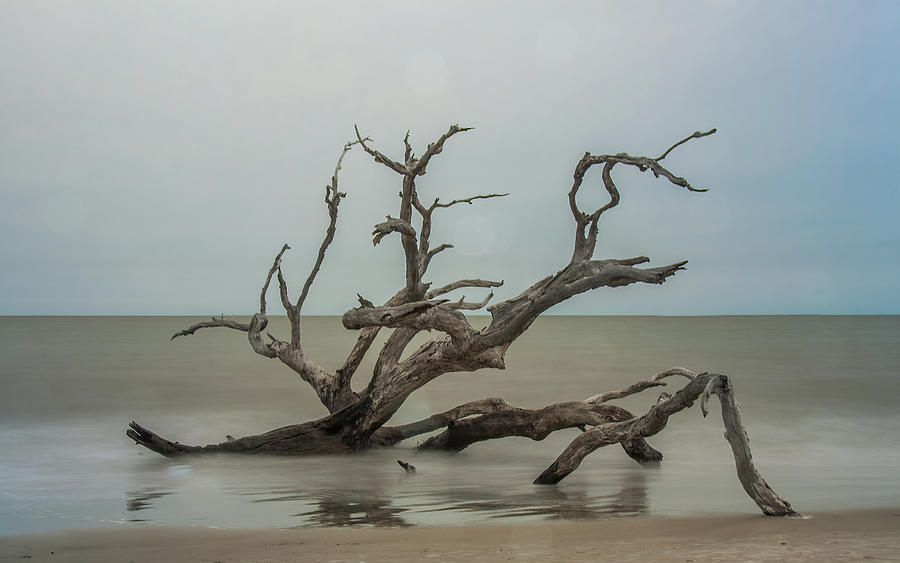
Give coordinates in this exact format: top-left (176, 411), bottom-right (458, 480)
top-left (2, 508), bottom-right (898, 562)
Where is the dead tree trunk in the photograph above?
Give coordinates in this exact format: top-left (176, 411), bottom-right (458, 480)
top-left (127, 125), bottom-right (797, 516)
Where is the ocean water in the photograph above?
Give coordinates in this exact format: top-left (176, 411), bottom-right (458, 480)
top-left (1, 315), bottom-right (898, 535)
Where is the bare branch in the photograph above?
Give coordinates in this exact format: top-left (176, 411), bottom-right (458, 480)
top-left (534, 373), bottom-right (798, 517)
top-left (402, 129), bottom-right (413, 165)
top-left (658, 128), bottom-right (717, 161)
top-left (276, 267), bottom-right (292, 314)
top-left (354, 125), bottom-right (407, 175)
top-left (296, 141), bottom-right (358, 311)
top-left (584, 367), bottom-right (696, 404)
top-left (410, 124), bottom-right (473, 176)
top-left (429, 192), bottom-right (509, 210)
top-left (446, 292), bottom-right (494, 310)
top-left (479, 259), bottom-right (687, 349)
top-left (171, 316), bottom-right (250, 340)
top-left (372, 216), bottom-right (416, 246)
top-left (260, 244), bottom-right (290, 315)
top-left (568, 129), bottom-right (716, 263)
top-left (421, 243), bottom-right (453, 271)
top-left (426, 279), bottom-right (504, 299)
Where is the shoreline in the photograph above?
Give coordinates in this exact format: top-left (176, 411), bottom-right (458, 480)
top-left (3, 508), bottom-right (899, 562)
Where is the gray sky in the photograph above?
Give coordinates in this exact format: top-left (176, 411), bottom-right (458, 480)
top-left (1, 1), bottom-right (898, 315)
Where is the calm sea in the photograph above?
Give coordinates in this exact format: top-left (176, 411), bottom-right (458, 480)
top-left (1, 315), bottom-right (898, 535)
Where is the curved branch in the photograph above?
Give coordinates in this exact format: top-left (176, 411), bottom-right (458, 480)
top-left (585, 367), bottom-right (696, 404)
top-left (446, 292), bottom-right (494, 310)
top-left (372, 216), bottom-right (416, 246)
top-left (170, 316), bottom-right (250, 340)
top-left (260, 244), bottom-right (290, 315)
top-left (410, 124), bottom-right (473, 176)
top-left (569, 129), bottom-right (716, 262)
top-left (416, 401), bottom-right (661, 464)
top-left (426, 279), bottom-right (504, 299)
top-left (658, 128), bottom-right (717, 161)
top-left (354, 125), bottom-right (407, 175)
top-left (296, 141), bottom-right (357, 311)
top-left (534, 373), bottom-right (798, 517)
top-left (384, 397), bottom-right (514, 442)
top-left (479, 259), bottom-right (687, 349)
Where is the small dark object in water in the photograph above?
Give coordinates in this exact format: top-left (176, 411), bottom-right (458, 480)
top-left (397, 459), bottom-right (416, 473)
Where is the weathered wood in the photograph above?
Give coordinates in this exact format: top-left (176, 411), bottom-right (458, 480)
top-left (533, 374), bottom-right (798, 517)
top-left (129, 125), bottom-right (796, 516)
top-left (584, 367), bottom-right (696, 404)
top-left (415, 401), bottom-right (662, 464)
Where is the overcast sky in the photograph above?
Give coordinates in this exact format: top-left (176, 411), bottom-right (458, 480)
top-left (1, 1), bottom-right (898, 315)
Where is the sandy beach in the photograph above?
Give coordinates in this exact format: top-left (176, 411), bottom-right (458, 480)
top-left (2, 508), bottom-right (898, 562)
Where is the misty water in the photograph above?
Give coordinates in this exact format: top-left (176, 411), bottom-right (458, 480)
top-left (1, 315), bottom-right (898, 535)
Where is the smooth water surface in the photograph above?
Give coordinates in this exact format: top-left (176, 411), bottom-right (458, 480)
top-left (1, 316), bottom-right (898, 534)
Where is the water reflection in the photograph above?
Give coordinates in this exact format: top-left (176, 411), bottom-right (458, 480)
top-left (126, 489), bottom-right (172, 512)
top-left (295, 491), bottom-right (412, 528)
top-left (224, 469), bottom-right (648, 527)
top-left (421, 471), bottom-right (648, 521)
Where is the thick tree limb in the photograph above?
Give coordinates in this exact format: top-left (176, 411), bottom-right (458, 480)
top-left (478, 259), bottom-right (687, 350)
top-left (426, 279), bottom-right (504, 299)
top-left (416, 401), bottom-right (662, 464)
top-left (386, 398), bottom-right (514, 442)
top-left (700, 376), bottom-right (798, 517)
top-left (372, 217), bottom-right (416, 246)
top-left (342, 300), bottom-right (475, 344)
top-left (534, 373), bottom-right (798, 517)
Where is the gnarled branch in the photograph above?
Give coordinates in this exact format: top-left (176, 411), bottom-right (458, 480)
top-left (534, 373), bottom-right (798, 517)
top-left (260, 244), bottom-right (290, 315)
top-left (426, 279), bottom-right (504, 299)
top-left (445, 292), bottom-right (495, 310)
top-left (296, 140), bottom-right (358, 312)
top-left (410, 124), bottom-right (472, 176)
top-left (569, 129), bottom-right (715, 263)
top-left (585, 367), bottom-right (696, 404)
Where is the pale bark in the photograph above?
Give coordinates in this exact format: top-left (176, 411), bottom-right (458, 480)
top-left (127, 125), bottom-right (798, 517)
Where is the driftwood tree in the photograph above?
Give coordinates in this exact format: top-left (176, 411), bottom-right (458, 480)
top-left (128, 126), bottom-right (797, 517)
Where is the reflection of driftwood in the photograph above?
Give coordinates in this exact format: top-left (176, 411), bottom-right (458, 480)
top-left (297, 493), bottom-right (412, 528)
top-left (125, 489), bottom-right (171, 512)
top-left (126, 126), bottom-right (796, 516)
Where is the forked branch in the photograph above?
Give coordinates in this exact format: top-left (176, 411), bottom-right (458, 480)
top-left (535, 373), bottom-right (798, 517)
top-left (569, 128), bottom-right (716, 263)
